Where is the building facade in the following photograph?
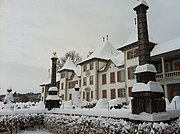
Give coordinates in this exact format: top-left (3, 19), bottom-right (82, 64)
top-left (41, 1), bottom-right (180, 103)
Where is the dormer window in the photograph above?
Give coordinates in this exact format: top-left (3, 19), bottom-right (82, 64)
top-left (127, 48), bottom-right (138, 59)
top-left (61, 73), bottom-right (65, 78)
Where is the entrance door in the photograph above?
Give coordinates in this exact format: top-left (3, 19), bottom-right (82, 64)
top-left (86, 92), bottom-right (90, 101)
top-left (85, 87), bottom-right (91, 101)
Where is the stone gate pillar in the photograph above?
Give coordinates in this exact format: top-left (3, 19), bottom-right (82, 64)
top-left (45, 52), bottom-right (60, 110)
top-left (130, 0), bottom-right (169, 121)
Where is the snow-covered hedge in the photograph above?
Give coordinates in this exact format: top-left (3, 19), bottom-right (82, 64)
top-left (0, 114), bottom-right (179, 134)
top-left (0, 114), bottom-right (45, 133)
top-left (44, 114), bottom-right (180, 134)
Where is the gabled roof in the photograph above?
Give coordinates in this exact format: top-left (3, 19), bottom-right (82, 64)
top-left (79, 41), bottom-right (121, 64)
top-left (151, 37), bottom-right (180, 56)
top-left (120, 26), bottom-right (138, 49)
top-left (99, 53), bottom-right (124, 72)
top-left (111, 52), bottom-right (124, 67)
top-left (58, 57), bottom-right (81, 77)
top-left (118, 26), bottom-right (155, 50)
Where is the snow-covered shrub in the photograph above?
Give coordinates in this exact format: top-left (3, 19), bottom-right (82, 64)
top-left (44, 114), bottom-right (180, 134)
top-left (0, 114), bottom-right (45, 133)
top-left (167, 96), bottom-right (180, 110)
top-left (0, 113), bottom-right (179, 134)
top-left (94, 99), bottom-right (108, 109)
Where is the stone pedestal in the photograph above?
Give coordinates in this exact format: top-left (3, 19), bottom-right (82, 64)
top-left (131, 92), bottom-right (165, 114)
top-left (73, 84), bottom-right (81, 108)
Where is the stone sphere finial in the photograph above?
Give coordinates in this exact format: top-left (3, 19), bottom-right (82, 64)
top-left (52, 52), bottom-right (57, 58)
top-left (53, 52), bottom-right (57, 56)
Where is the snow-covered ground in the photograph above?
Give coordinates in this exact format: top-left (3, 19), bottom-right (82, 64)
top-left (0, 96), bottom-right (180, 120)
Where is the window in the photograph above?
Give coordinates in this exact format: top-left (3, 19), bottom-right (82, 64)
top-left (83, 65), bottom-right (87, 72)
top-left (127, 48), bottom-right (138, 59)
top-left (102, 74), bottom-right (107, 84)
top-left (128, 87), bottom-right (132, 97)
top-left (69, 94), bottom-right (72, 100)
top-left (91, 91), bottom-right (93, 99)
top-left (42, 87), bottom-right (44, 93)
top-left (83, 91), bottom-right (85, 99)
top-left (89, 75), bottom-right (93, 85)
top-left (111, 89), bottom-right (116, 99)
top-left (61, 83), bottom-right (64, 89)
top-left (174, 60), bottom-right (180, 70)
top-left (118, 88), bottom-right (125, 97)
top-left (117, 70), bottom-right (125, 82)
top-left (83, 77), bottom-right (87, 86)
top-left (110, 72), bottom-right (115, 83)
top-left (90, 63), bottom-right (93, 70)
top-left (79, 80), bottom-right (81, 87)
top-left (61, 94), bottom-right (64, 100)
top-left (61, 73), bottom-right (65, 78)
top-left (102, 90), bottom-right (107, 98)
top-left (128, 66), bottom-right (137, 79)
top-left (157, 62), bottom-right (171, 73)
top-left (68, 80), bottom-right (78, 89)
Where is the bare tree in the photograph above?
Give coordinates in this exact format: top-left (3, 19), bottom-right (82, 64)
top-left (57, 50), bottom-right (82, 69)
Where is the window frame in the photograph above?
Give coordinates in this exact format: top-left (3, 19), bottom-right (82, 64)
top-left (102, 74), bottom-right (107, 84)
top-left (110, 89), bottom-right (116, 99)
top-left (110, 72), bottom-right (116, 83)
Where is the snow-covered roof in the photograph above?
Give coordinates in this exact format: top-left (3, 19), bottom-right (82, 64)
top-left (151, 37), bottom-right (180, 56)
top-left (79, 41), bottom-right (121, 64)
top-left (119, 26), bottom-right (155, 49)
top-left (110, 52), bottom-right (124, 67)
top-left (58, 57), bottom-right (81, 77)
top-left (121, 26), bottom-right (138, 48)
top-left (135, 64), bottom-right (157, 74)
top-left (132, 81), bottom-right (164, 93)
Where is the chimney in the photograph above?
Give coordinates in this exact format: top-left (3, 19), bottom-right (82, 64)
top-left (103, 37), bottom-right (105, 42)
top-left (134, 1), bottom-right (150, 65)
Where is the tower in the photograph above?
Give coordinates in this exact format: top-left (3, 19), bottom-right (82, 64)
top-left (45, 52), bottom-right (60, 110)
top-left (131, 0), bottom-right (169, 121)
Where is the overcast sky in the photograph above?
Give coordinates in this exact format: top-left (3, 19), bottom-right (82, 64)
top-left (0, 0), bottom-right (180, 95)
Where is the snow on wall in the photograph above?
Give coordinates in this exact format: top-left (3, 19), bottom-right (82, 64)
top-left (48, 86), bottom-right (58, 92)
top-left (132, 81), bottom-right (164, 93)
top-left (135, 64), bottom-right (157, 74)
top-left (46, 95), bottom-right (60, 100)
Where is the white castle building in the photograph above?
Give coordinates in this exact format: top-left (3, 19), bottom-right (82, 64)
top-left (40, 1), bottom-right (180, 104)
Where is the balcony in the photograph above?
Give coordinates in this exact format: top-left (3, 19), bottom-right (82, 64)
top-left (156, 70), bottom-right (180, 83)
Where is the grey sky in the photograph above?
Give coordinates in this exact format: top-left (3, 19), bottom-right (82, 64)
top-left (0, 0), bottom-right (180, 94)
